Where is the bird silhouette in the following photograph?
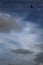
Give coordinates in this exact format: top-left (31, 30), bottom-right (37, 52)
top-left (31, 5), bottom-right (33, 8)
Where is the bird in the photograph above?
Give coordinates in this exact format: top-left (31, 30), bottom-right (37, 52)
top-left (31, 5), bottom-right (33, 8)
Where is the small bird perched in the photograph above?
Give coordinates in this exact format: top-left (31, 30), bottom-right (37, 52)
top-left (31, 5), bottom-right (33, 8)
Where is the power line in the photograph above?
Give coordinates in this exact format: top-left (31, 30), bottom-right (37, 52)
top-left (0, 2), bottom-right (43, 3)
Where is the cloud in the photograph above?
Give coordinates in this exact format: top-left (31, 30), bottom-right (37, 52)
top-left (11, 49), bottom-right (33, 55)
top-left (34, 52), bottom-right (43, 65)
top-left (35, 43), bottom-right (43, 52)
top-left (0, 13), bottom-right (42, 57)
top-left (0, 13), bottom-right (20, 33)
top-left (8, 63), bottom-right (22, 65)
top-left (0, 21), bottom-right (42, 53)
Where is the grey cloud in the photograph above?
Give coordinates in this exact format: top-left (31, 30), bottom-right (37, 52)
top-left (35, 43), bottom-right (43, 52)
top-left (11, 49), bottom-right (33, 55)
top-left (8, 64), bottom-right (22, 65)
top-left (34, 52), bottom-right (43, 65)
top-left (38, 44), bottom-right (43, 50)
top-left (0, 13), bottom-right (20, 33)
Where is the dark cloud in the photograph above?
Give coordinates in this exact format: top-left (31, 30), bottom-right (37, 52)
top-left (11, 49), bottom-right (33, 55)
top-left (34, 52), bottom-right (43, 65)
top-left (0, 13), bottom-right (20, 33)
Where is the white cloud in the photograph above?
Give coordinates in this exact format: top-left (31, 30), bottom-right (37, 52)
top-left (0, 13), bottom-right (42, 55)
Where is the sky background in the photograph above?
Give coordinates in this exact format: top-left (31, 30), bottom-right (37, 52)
top-left (0, 0), bottom-right (43, 65)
